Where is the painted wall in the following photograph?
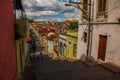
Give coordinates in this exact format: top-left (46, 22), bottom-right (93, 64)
top-left (107, 0), bottom-right (120, 22)
top-left (91, 0), bottom-right (120, 66)
top-left (41, 35), bottom-right (47, 50)
top-left (16, 39), bottom-right (25, 79)
top-left (59, 34), bottom-right (67, 56)
top-left (0, 0), bottom-right (18, 80)
top-left (77, 25), bottom-right (87, 61)
top-left (53, 41), bottom-right (59, 56)
top-left (48, 40), bottom-right (54, 53)
top-left (77, 0), bottom-right (120, 66)
top-left (66, 32), bottom-right (78, 59)
top-left (91, 24), bottom-right (120, 64)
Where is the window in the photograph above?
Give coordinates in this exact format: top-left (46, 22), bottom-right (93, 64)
top-left (73, 44), bottom-right (77, 57)
top-left (97, 0), bottom-right (108, 21)
top-left (83, 32), bottom-right (87, 43)
top-left (98, 0), bottom-right (106, 12)
top-left (69, 42), bottom-right (71, 44)
top-left (83, 0), bottom-right (88, 14)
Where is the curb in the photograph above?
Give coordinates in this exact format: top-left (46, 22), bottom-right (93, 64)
top-left (99, 63), bottom-right (120, 74)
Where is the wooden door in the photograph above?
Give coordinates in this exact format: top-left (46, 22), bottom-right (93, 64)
top-left (98, 35), bottom-right (107, 61)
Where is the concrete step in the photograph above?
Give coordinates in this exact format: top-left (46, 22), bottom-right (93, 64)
top-left (105, 74), bottom-right (120, 80)
top-left (82, 60), bottom-right (98, 67)
top-left (100, 63), bottom-right (120, 74)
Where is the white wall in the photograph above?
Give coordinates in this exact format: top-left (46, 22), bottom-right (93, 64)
top-left (90, 0), bottom-right (120, 66)
top-left (77, 0), bottom-right (120, 66)
top-left (91, 24), bottom-right (120, 66)
top-left (77, 25), bottom-right (87, 61)
top-left (107, 0), bottom-right (120, 22)
top-left (59, 34), bottom-right (67, 43)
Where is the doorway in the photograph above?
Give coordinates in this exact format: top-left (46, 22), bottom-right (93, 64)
top-left (98, 35), bottom-right (107, 61)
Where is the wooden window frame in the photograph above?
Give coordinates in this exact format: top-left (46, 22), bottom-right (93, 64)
top-left (96, 0), bottom-right (108, 21)
top-left (83, 0), bottom-right (88, 15)
top-left (98, 0), bottom-right (106, 12)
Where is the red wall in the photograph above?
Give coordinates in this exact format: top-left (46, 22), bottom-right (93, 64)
top-left (0, 0), bottom-right (18, 80)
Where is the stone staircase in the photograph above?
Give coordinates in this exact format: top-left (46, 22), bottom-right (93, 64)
top-left (22, 57), bottom-right (38, 80)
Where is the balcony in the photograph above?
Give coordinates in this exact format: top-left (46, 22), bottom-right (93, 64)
top-left (15, 19), bottom-right (27, 39)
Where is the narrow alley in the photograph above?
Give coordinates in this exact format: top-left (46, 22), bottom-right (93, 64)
top-left (1, 0), bottom-right (120, 80)
top-left (22, 51), bottom-right (120, 80)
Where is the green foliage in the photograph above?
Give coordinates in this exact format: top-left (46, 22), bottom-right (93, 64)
top-left (68, 21), bottom-right (78, 30)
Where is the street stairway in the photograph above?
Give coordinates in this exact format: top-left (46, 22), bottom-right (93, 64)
top-left (22, 59), bottom-right (38, 80)
top-left (22, 51), bottom-right (120, 80)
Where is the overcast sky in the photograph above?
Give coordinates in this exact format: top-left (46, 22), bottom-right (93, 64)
top-left (22, 0), bottom-right (80, 21)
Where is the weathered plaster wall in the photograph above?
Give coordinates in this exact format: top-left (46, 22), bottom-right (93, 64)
top-left (77, 25), bottom-right (87, 61)
top-left (0, 0), bottom-right (18, 80)
top-left (92, 24), bottom-right (120, 66)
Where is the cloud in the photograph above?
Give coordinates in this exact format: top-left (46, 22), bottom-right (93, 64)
top-left (22, 0), bottom-right (79, 21)
top-left (58, 0), bottom-right (69, 2)
top-left (26, 10), bottom-right (57, 16)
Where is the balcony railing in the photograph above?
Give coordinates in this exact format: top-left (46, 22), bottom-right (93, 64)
top-left (15, 19), bottom-right (27, 39)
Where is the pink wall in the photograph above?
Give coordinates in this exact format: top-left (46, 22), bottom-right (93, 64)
top-left (0, 0), bottom-right (18, 80)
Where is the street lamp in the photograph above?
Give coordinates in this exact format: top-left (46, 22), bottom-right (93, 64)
top-left (65, 3), bottom-right (88, 14)
top-left (65, 0), bottom-right (92, 61)
top-left (65, 3), bottom-right (89, 20)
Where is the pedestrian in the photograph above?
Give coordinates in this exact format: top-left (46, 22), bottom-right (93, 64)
top-left (40, 51), bottom-right (43, 61)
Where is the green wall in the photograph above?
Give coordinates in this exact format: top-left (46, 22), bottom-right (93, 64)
top-left (47, 40), bottom-right (54, 53)
top-left (16, 39), bottom-right (25, 78)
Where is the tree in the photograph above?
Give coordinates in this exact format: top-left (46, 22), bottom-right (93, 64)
top-left (68, 21), bottom-right (78, 30)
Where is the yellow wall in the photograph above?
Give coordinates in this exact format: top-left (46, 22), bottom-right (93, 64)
top-left (16, 39), bottom-right (25, 78)
top-left (66, 32), bottom-right (78, 59)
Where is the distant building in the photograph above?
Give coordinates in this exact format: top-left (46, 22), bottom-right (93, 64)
top-left (58, 20), bottom-right (78, 59)
top-left (66, 30), bottom-right (78, 59)
top-left (59, 34), bottom-right (67, 57)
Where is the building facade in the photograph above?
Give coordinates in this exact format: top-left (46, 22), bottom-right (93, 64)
top-left (59, 34), bottom-right (67, 57)
top-left (0, 0), bottom-right (18, 80)
top-left (14, 0), bottom-right (27, 79)
top-left (66, 31), bottom-right (78, 59)
top-left (77, 0), bottom-right (120, 66)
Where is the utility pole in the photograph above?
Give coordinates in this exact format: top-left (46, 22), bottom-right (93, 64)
top-left (65, 0), bottom-right (92, 61)
top-left (86, 0), bottom-right (92, 61)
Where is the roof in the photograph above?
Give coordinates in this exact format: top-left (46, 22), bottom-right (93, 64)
top-left (47, 35), bottom-right (58, 41)
top-left (39, 28), bottom-right (47, 34)
top-left (39, 28), bottom-right (55, 34)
